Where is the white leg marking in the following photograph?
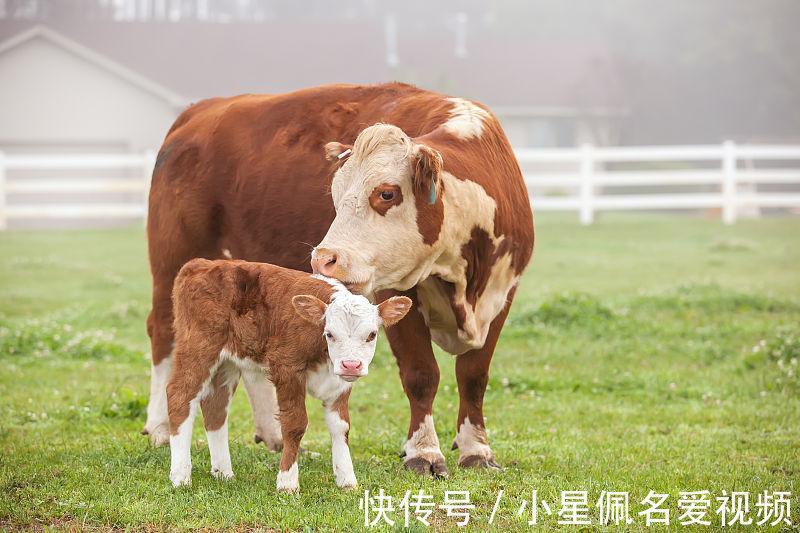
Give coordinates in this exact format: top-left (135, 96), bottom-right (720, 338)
top-left (324, 409), bottom-right (356, 489)
top-left (207, 424), bottom-right (233, 480)
top-left (403, 414), bottom-right (445, 463)
top-left (454, 416), bottom-right (496, 465)
top-left (169, 398), bottom-right (199, 487)
top-left (145, 355), bottom-right (173, 446)
top-left (276, 462), bottom-right (299, 492)
top-left (242, 370), bottom-right (283, 451)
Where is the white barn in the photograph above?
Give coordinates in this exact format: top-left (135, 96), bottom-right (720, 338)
top-left (0, 25), bottom-right (186, 155)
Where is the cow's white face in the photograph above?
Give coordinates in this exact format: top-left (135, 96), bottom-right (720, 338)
top-left (292, 291), bottom-right (412, 381)
top-left (311, 124), bottom-right (442, 294)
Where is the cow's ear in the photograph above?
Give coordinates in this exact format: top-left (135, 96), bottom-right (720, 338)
top-left (325, 142), bottom-right (353, 164)
top-left (292, 295), bottom-right (328, 324)
top-left (377, 296), bottom-right (413, 327)
top-left (412, 143), bottom-right (442, 205)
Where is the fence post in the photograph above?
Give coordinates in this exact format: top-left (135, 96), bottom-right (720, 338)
top-left (142, 149), bottom-right (157, 226)
top-left (722, 140), bottom-right (737, 225)
top-left (579, 143), bottom-right (595, 225)
top-left (0, 151), bottom-right (6, 231)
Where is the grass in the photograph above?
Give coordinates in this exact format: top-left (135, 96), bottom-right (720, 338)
top-left (0, 213), bottom-right (798, 532)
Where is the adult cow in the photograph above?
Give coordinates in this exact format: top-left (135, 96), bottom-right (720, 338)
top-left (144, 82), bottom-right (534, 475)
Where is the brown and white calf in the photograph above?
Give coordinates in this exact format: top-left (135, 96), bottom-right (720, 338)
top-left (166, 258), bottom-right (411, 490)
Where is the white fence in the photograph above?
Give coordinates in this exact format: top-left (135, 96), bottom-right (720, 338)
top-left (518, 142), bottom-right (800, 225)
top-left (1, 143), bottom-right (800, 228)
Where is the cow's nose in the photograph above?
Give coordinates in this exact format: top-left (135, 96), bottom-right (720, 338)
top-left (311, 248), bottom-right (338, 277)
top-left (341, 360), bottom-right (362, 372)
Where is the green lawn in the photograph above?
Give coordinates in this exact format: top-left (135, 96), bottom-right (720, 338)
top-left (1, 213), bottom-right (798, 532)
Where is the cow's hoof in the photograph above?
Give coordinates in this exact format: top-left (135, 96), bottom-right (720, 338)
top-left (277, 485), bottom-right (299, 494)
top-left (254, 433), bottom-right (283, 452)
top-left (403, 456), bottom-right (449, 478)
top-left (144, 424), bottom-right (170, 447)
top-left (458, 454), bottom-right (502, 470)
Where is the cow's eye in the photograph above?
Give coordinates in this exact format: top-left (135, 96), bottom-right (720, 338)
top-left (367, 331), bottom-right (377, 342)
top-left (325, 332), bottom-right (335, 341)
top-left (380, 191), bottom-right (394, 201)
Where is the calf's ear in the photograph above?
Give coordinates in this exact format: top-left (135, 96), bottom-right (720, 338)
top-left (292, 295), bottom-right (328, 324)
top-left (412, 143), bottom-right (442, 205)
top-left (324, 142), bottom-right (354, 164)
top-left (377, 296), bottom-right (413, 327)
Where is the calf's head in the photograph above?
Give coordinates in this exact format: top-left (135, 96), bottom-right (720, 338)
top-left (292, 291), bottom-right (412, 381)
top-left (311, 123), bottom-right (443, 294)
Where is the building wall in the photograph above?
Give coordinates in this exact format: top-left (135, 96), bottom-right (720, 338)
top-left (0, 36), bottom-right (181, 153)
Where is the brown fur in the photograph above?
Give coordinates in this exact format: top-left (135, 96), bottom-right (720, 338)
top-left (149, 82), bottom-right (534, 471)
top-left (368, 184), bottom-right (404, 216)
top-left (166, 259), bottom-right (337, 473)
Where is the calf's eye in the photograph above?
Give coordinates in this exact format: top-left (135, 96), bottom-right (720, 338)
top-left (367, 331), bottom-right (377, 341)
top-left (325, 332), bottom-right (335, 341)
top-left (380, 191), bottom-right (394, 201)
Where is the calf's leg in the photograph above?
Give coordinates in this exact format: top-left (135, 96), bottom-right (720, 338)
top-left (274, 376), bottom-right (308, 492)
top-left (379, 288), bottom-right (448, 477)
top-left (453, 290), bottom-right (515, 469)
top-left (324, 390), bottom-right (356, 489)
top-left (201, 362), bottom-right (240, 480)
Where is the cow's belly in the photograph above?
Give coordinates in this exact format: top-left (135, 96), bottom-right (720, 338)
top-left (416, 259), bottom-right (518, 355)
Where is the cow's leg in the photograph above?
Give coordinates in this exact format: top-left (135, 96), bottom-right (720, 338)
top-left (274, 375), bottom-right (308, 492)
top-left (201, 362), bottom-right (240, 480)
top-left (380, 288), bottom-right (448, 477)
top-left (241, 370), bottom-right (283, 452)
top-left (324, 390), bottom-right (357, 489)
top-left (452, 289), bottom-right (515, 470)
top-left (143, 281), bottom-right (175, 446)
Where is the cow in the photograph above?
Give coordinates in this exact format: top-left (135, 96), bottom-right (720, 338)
top-left (167, 258), bottom-right (411, 490)
top-left (145, 82), bottom-right (535, 476)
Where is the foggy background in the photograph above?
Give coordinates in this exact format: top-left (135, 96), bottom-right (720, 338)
top-left (2, 0), bottom-right (799, 151)
top-left (0, 0), bottom-right (798, 229)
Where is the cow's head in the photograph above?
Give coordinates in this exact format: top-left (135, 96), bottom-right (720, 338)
top-left (292, 291), bottom-right (412, 381)
top-left (311, 124), bottom-right (443, 294)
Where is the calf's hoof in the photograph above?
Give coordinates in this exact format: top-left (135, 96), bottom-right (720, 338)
top-left (142, 424), bottom-right (170, 447)
top-left (402, 454), bottom-right (449, 478)
top-left (211, 467), bottom-right (234, 480)
top-left (458, 454), bottom-right (501, 470)
top-left (254, 433), bottom-right (283, 453)
top-left (170, 471), bottom-right (192, 487)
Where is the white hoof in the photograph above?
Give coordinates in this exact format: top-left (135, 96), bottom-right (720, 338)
top-left (170, 470), bottom-right (191, 487)
top-left (211, 467), bottom-right (234, 480)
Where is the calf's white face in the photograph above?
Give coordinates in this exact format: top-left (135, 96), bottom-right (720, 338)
top-left (292, 292), bottom-right (411, 381)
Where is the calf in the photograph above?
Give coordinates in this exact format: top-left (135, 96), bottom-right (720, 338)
top-left (166, 258), bottom-right (411, 491)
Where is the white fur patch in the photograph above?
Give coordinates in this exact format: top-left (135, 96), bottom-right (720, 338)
top-left (403, 414), bottom-right (444, 461)
top-left (441, 97), bottom-right (491, 140)
top-left (453, 416), bottom-right (493, 461)
top-left (306, 361), bottom-right (353, 404)
top-left (207, 425), bottom-right (233, 480)
top-left (145, 355), bottom-right (173, 444)
top-left (169, 398), bottom-right (199, 487)
top-left (324, 409), bottom-right (357, 488)
top-left (276, 462), bottom-right (299, 492)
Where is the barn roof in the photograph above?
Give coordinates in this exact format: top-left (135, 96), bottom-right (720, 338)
top-left (0, 24), bottom-right (188, 108)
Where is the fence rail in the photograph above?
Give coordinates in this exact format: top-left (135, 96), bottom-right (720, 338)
top-left (1, 143), bottom-right (799, 228)
top-left (518, 142), bottom-right (800, 224)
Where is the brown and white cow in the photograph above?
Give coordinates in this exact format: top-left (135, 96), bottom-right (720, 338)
top-left (167, 258), bottom-right (411, 490)
top-left (145, 83), bottom-right (534, 476)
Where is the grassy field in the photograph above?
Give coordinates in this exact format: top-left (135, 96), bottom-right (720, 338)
top-left (0, 213), bottom-right (798, 532)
